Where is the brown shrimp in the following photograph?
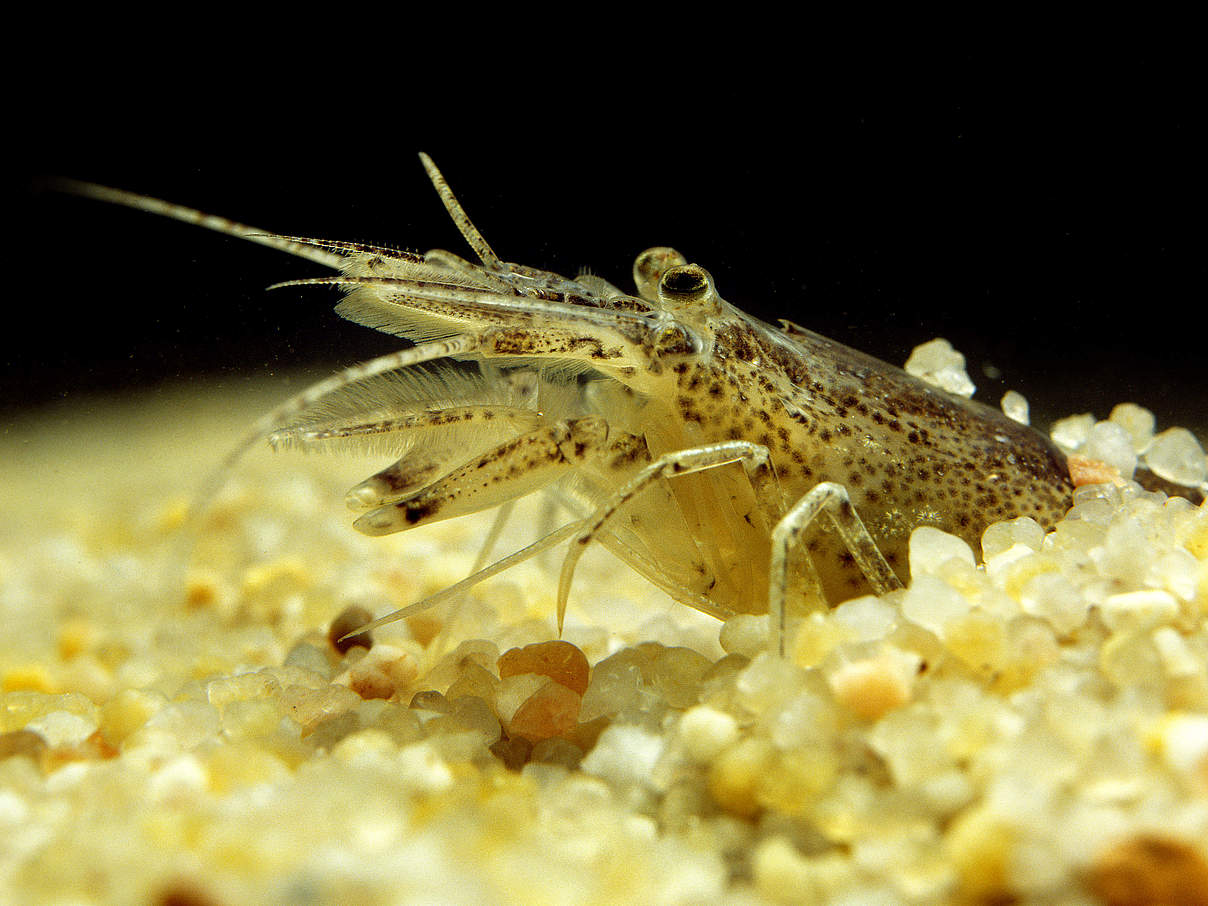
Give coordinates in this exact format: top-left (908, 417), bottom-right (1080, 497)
top-left (56, 154), bottom-right (1073, 653)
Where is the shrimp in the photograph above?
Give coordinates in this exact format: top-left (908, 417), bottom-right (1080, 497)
top-left (56, 154), bottom-right (1073, 653)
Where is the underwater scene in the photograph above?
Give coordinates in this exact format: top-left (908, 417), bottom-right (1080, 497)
top-left (8, 97), bottom-right (1207, 903)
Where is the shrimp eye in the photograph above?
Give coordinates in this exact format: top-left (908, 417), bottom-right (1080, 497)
top-left (658, 263), bottom-right (715, 306)
top-left (633, 246), bottom-right (687, 301)
top-left (661, 265), bottom-right (709, 295)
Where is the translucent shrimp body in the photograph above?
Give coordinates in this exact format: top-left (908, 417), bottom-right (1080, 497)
top-left (60, 156), bottom-right (1073, 650)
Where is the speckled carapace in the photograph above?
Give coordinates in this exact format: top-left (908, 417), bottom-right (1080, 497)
top-left (59, 156), bottom-right (1073, 647)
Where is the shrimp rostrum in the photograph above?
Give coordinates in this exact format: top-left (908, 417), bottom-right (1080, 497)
top-left (61, 155), bottom-right (1073, 653)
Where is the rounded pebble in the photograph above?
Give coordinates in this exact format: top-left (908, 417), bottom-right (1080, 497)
top-left (1087, 835), bottom-right (1208, 906)
top-left (497, 640), bottom-right (589, 695)
top-left (328, 605), bottom-right (374, 653)
top-left (8, 389), bottom-right (1208, 904)
top-left (829, 654), bottom-right (914, 721)
top-left (909, 526), bottom-right (976, 577)
top-left (1110, 402), bottom-right (1156, 453)
top-left (677, 706), bottom-right (739, 762)
top-left (1000, 390), bottom-right (1030, 425)
top-left (340, 644), bottom-right (419, 700)
top-left (904, 338), bottom-right (976, 397)
top-left (1082, 420), bottom-right (1139, 479)
top-left (1147, 427), bottom-right (1208, 486)
top-left (507, 681), bottom-right (581, 743)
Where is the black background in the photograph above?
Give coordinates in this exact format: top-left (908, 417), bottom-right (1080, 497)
top-left (14, 52), bottom-right (1203, 433)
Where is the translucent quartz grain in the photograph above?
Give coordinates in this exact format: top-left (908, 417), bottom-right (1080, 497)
top-left (444, 662), bottom-right (501, 704)
top-left (904, 338), bottom-right (976, 397)
top-left (768, 690), bottom-right (835, 750)
top-left (1000, 390), bottom-right (1030, 425)
top-left (944, 611), bottom-right (1009, 677)
top-left (752, 835), bottom-right (823, 903)
top-left (220, 699), bottom-right (281, 741)
top-left (1109, 402), bottom-right (1156, 453)
top-left (647, 647), bottom-right (711, 709)
top-left (1155, 546), bottom-right (1200, 604)
top-left (409, 689), bottom-right (450, 713)
top-left (581, 724), bottom-right (663, 791)
top-left (734, 654), bottom-right (808, 717)
top-left (139, 701), bottom-right (221, 750)
top-left (1100, 630), bottom-right (1165, 690)
top-left (1051, 412), bottom-right (1095, 452)
top-left (96, 689), bottom-right (165, 747)
top-left (1082, 421), bottom-right (1138, 478)
top-left (7, 388), bottom-right (1208, 905)
top-left (494, 673), bottom-right (551, 725)
top-left (339, 644), bottom-right (419, 700)
top-left (707, 736), bottom-right (775, 818)
top-left (283, 640), bottom-right (335, 677)
top-left (506, 681), bottom-right (580, 742)
top-left (718, 613), bottom-right (768, 658)
top-left (427, 695), bottom-right (501, 747)
top-left (206, 672), bottom-right (281, 710)
top-left (1019, 572), bottom-right (1088, 635)
top-left (980, 516), bottom-right (1045, 560)
top-left (578, 648), bottom-right (650, 722)
top-left (1099, 589), bottom-right (1179, 632)
top-left (676, 705), bottom-right (739, 762)
top-left (1146, 427), bottom-right (1208, 486)
top-left (25, 710), bottom-right (98, 747)
top-left (423, 639), bottom-right (500, 692)
top-left (830, 596), bottom-right (898, 642)
top-left (528, 736), bottom-right (584, 769)
top-left (791, 612), bottom-right (858, 668)
top-left (1093, 516), bottom-right (1157, 586)
top-left (1151, 627), bottom-right (1203, 679)
top-left (901, 575), bottom-right (973, 638)
top-left (1157, 713), bottom-right (1208, 776)
top-left (909, 527), bottom-right (976, 577)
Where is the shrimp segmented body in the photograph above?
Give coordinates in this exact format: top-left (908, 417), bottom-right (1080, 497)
top-left (60, 155), bottom-right (1074, 652)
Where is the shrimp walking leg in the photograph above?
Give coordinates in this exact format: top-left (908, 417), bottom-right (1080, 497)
top-left (556, 442), bottom-right (781, 633)
top-left (768, 482), bottom-right (903, 655)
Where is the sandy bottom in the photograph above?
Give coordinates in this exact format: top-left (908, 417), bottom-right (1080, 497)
top-left (1, 378), bottom-right (1207, 905)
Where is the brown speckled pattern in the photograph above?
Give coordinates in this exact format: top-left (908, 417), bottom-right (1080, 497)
top-left (324, 243), bottom-right (1074, 619)
top-left (663, 312), bottom-right (1073, 603)
top-left (63, 162), bottom-right (1076, 628)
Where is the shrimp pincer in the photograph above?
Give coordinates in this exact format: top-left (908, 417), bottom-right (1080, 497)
top-left (56, 155), bottom-right (1074, 653)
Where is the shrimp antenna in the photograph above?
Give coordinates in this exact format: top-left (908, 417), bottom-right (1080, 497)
top-left (418, 152), bottom-right (504, 269)
top-left (47, 178), bottom-right (347, 270)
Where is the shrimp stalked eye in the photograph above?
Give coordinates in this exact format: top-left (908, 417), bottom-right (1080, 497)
top-left (658, 263), bottom-right (716, 308)
top-left (633, 246), bottom-right (687, 300)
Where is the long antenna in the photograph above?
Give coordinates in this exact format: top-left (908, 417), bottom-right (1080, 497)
top-left (418, 152), bottom-right (504, 269)
top-left (48, 178), bottom-right (347, 270)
